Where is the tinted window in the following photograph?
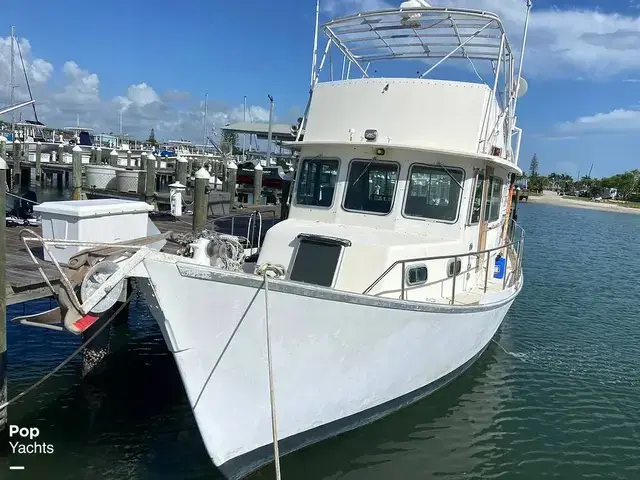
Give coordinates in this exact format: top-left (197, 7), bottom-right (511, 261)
top-left (404, 165), bottom-right (463, 221)
top-left (470, 173), bottom-right (484, 224)
top-left (485, 176), bottom-right (504, 222)
top-left (296, 158), bottom-right (339, 207)
top-left (344, 160), bottom-right (398, 214)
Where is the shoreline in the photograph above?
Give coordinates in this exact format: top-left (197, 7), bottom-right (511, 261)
top-left (525, 193), bottom-right (640, 215)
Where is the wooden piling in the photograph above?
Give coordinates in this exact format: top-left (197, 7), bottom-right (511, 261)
top-left (57, 143), bottom-right (64, 165)
top-left (145, 153), bottom-right (156, 207)
top-left (0, 155), bottom-right (7, 434)
top-left (12, 139), bottom-right (21, 191)
top-left (96, 146), bottom-right (102, 165)
top-left (253, 163), bottom-right (263, 205)
top-left (176, 157), bottom-right (188, 186)
top-left (0, 136), bottom-right (5, 161)
top-left (72, 145), bottom-right (83, 200)
top-left (109, 149), bottom-right (118, 168)
top-left (126, 149), bottom-right (132, 168)
top-left (35, 141), bottom-right (42, 183)
top-left (193, 167), bottom-right (210, 233)
top-left (227, 161), bottom-right (237, 210)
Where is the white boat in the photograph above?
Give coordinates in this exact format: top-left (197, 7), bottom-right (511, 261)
top-left (20, 2), bottom-right (531, 479)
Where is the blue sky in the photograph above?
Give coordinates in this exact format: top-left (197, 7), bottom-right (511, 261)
top-left (1, 0), bottom-right (640, 178)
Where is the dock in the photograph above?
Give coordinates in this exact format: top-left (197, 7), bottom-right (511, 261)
top-left (5, 205), bottom-right (281, 306)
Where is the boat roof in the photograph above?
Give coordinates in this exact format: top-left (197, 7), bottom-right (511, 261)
top-left (65, 126), bottom-right (94, 131)
top-left (222, 122), bottom-right (300, 141)
top-left (323, 7), bottom-right (512, 67)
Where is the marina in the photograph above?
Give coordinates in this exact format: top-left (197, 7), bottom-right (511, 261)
top-left (2, 0), bottom-right (640, 478)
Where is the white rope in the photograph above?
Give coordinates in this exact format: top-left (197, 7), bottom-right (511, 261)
top-left (256, 262), bottom-right (286, 480)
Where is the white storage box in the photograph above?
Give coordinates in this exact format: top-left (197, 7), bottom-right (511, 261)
top-left (34, 199), bottom-right (154, 265)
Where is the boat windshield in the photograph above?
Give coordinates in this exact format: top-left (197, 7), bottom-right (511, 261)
top-left (296, 158), bottom-right (339, 207)
top-left (344, 159), bottom-right (398, 214)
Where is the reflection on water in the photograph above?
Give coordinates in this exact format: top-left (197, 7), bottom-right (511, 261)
top-left (4, 202), bottom-right (640, 479)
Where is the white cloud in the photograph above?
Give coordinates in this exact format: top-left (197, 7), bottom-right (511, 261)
top-left (54, 61), bottom-right (100, 107)
top-left (322, 0), bottom-right (640, 78)
top-left (554, 108), bottom-right (640, 135)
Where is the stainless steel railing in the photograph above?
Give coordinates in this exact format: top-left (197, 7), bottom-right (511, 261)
top-left (363, 220), bottom-right (525, 305)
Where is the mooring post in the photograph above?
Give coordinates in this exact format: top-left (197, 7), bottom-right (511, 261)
top-left (253, 163), bottom-right (263, 205)
top-left (227, 161), bottom-right (237, 210)
top-left (176, 156), bottom-right (188, 186)
top-left (0, 136), bottom-right (6, 170)
top-left (57, 143), bottom-right (65, 165)
top-left (109, 149), bottom-right (118, 168)
top-left (12, 139), bottom-right (21, 191)
top-left (281, 167), bottom-right (294, 220)
top-left (35, 141), bottom-right (42, 184)
top-left (96, 146), bottom-right (102, 165)
top-left (126, 149), bottom-right (132, 168)
top-left (72, 145), bottom-right (83, 200)
top-left (145, 153), bottom-right (156, 207)
top-left (90, 146), bottom-right (96, 164)
top-left (0, 155), bottom-right (7, 436)
top-left (193, 167), bottom-right (210, 233)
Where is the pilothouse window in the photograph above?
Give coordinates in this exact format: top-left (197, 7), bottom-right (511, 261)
top-left (296, 158), bottom-right (339, 207)
top-left (343, 160), bottom-right (398, 214)
top-left (485, 176), bottom-right (504, 222)
top-left (404, 165), bottom-right (464, 222)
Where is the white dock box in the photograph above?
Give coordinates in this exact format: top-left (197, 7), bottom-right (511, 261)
top-left (34, 199), bottom-right (154, 265)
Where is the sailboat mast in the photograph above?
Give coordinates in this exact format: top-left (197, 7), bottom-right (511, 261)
top-left (9, 26), bottom-right (15, 133)
top-left (203, 93), bottom-right (208, 154)
top-left (243, 95), bottom-right (247, 159)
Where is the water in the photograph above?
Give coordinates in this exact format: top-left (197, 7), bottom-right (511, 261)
top-left (4, 202), bottom-right (640, 479)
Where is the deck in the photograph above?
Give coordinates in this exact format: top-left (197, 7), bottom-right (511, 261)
top-left (4, 205), bottom-right (281, 305)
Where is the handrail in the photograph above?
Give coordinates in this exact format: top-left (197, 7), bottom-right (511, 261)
top-left (363, 220), bottom-right (524, 305)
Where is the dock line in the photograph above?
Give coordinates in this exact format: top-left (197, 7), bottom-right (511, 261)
top-left (0, 293), bottom-right (131, 411)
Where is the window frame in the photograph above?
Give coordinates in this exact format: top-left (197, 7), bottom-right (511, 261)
top-left (467, 169), bottom-right (484, 226)
top-left (405, 264), bottom-right (428, 286)
top-left (341, 158), bottom-right (401, 217)
top-left (293, 157), bottom-right (341, 210)
top-left (485, 175), bottom-right (505, 223)
top-left (402, 163), bottom-right (466, 224)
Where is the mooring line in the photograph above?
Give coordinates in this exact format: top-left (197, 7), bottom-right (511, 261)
top-left (0, 295), bottom-right (130, 411)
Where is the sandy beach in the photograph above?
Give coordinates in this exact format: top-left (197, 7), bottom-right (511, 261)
top-left (526, 191), bottom-right (640, 215)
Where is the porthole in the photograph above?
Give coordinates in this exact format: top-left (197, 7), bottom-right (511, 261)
top-left (447, 259), bottom-right (462, 277)
top-left (406, 265), bottom-right (428, 286)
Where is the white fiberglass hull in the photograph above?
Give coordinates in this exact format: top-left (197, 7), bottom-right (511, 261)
top-left (141, 259), bottom-right (520, 479)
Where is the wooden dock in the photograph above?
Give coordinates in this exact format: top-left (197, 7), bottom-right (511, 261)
top-left (5, 205), bottom-right (281, 306)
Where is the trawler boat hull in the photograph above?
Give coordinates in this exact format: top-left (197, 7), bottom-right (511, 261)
top-left (141, 258), bottom-right (520, 480)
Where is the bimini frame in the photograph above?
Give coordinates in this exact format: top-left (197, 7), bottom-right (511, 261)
top-left (295, 2), bottom-right (532, 163)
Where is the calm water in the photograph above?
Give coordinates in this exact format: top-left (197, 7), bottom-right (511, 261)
top-left (3, 201), bottom-right (640, 479)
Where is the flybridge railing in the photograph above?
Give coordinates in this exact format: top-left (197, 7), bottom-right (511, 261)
top-left (297, 4), bottom-right (533, 163)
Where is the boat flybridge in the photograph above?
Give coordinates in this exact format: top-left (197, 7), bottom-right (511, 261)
top-left (18, 2), bottom-right (530, 479)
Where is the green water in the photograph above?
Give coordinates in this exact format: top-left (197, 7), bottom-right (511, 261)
top-left (5, 201), bottom-right (640, 479)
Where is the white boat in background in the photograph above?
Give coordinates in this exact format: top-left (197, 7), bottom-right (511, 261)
top-left (20, 1), bottom-right (531, 479)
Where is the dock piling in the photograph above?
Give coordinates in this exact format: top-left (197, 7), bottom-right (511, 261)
top-left (96, 146), bottom-right (102, 165)
top-left (227, 161), bottom-right (237, 210)
top-left (0, 155), bottom-right (7, 436)
top-left (176, 156), bottom-right (188, 186)
top-left (57, 144), bottom-right (64, 165)
top-left (145, 153), bottom-right (156, 207)
top-left (72, 145), bottom-right (83, 200)
top-left (12, 139), bottom-right (21, 191)
top-left (253, 163), bottom-right (263, 205)
top-left (126, 149), bottom-right (132, 168)
top-left (109, 149), bottom-right (118, 168)
top-left (35, 141), bottom-right (42, 184)
top-left (193, 167), bottom-right (210, 233)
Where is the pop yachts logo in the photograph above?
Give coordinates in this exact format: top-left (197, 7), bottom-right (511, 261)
top-left (9, 425), bottom-right (54, 454)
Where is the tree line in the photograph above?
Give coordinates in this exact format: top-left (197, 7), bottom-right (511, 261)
top-left (523, 154), bottom-right (640, 201)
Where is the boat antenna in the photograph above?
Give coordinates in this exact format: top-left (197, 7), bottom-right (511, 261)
top-left (511, 0), bottom-right (532, 122)
top-left (310, 0), bottom-right (320, 89)
top-left (15, 33), bottom-right (39, 124)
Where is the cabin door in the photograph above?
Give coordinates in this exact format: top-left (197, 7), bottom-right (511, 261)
top-left (477, 164), bottom-right (493, 268)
